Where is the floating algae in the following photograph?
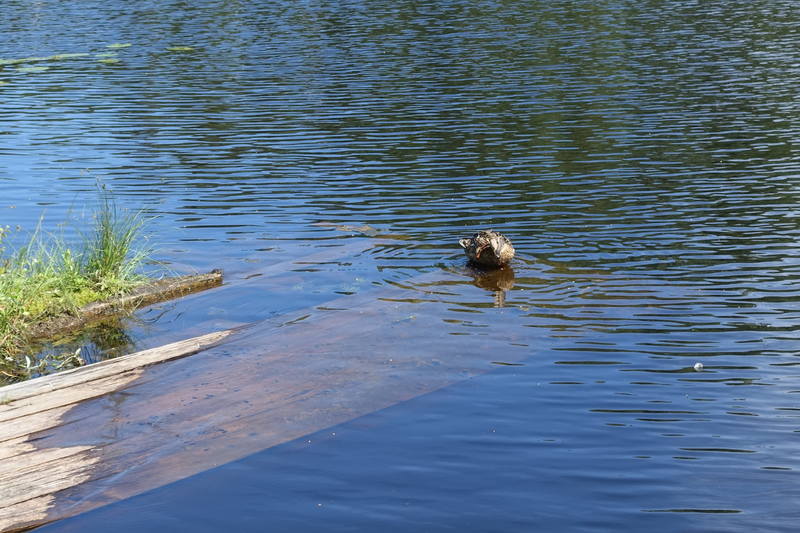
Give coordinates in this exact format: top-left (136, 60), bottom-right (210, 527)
top-left (98, 58), bottom-right (121, 65)
top-left (49, 53), bottom-right (90, 61)
top-left (16, 66), bottom-right (50, 73)
top-left (95, 52), bottom-right (118, 58)
top-left (166, 46), bottom-right (195, 52)
top-left (107, 43), bottom-right (132, 49)
top-left (0, 52), bottom-right (89, 67)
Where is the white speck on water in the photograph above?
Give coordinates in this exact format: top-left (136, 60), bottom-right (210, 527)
top-left (693, 362), bottom-right (704, 371)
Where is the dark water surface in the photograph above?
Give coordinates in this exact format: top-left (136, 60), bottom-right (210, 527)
top-left (4, 0), bottom-right (800, 531)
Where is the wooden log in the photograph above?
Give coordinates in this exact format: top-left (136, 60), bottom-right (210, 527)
top-left (24, 270), bottom-right (224, 342)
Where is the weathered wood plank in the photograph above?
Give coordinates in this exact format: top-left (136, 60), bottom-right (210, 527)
top-left (0, 446), bottom-right (97, 512)
top-left (0, 255), bottom-right (523, 533)
top-left (0, 328), bottom-right (239, 406)
top-left (0, 371), bottom-right (145, 425)
top-left (0, 437), bottom-right (34, 462)
top-left (0, 495), bottom-right (55, 533)
top-left (0, 405), bottom-right (75, 445)
top-left (0, 446), bottom-right (94, 489)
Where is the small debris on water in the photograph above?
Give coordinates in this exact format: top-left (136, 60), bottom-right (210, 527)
top-left (693, 362), bottom-right (704, 372)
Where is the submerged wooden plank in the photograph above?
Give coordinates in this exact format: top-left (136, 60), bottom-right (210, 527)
top-left (78, 238), bottom-right (385, 359)
top-left (0, 261), bottom-right (524, 532)
top-left (231, 239), bottom-right (382, 281)
top-left (0, 239), bottom-right (412, 532)
top-left (0, 328), bottom-right (239, 406)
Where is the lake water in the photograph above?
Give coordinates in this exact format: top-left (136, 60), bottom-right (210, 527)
top-left (4, 0), bottom-right (800, 531)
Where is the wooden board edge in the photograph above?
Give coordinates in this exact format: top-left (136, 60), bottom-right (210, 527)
top-left (0, 327), bottom-right (243, 405)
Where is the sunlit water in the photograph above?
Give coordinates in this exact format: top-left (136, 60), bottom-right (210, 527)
top-left (4, 0), bottom-right (800, 531)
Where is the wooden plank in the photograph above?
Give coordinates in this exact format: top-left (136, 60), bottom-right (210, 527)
top-left (0, 256), bottom-right (524, 532)
top-left (0, 405), bottom-right (83, 445)
top-left (0, 371), bottom-right (145, 427)
top-left (228, 239), bottom-right (385, 282)
top-left (0, 447), bottom-right (98, 511)
top-left (0, 495), bottom-right (55, 533)
top-left (0, 437), bottom-right (34, 461)
top-left (0, 328), bottom-right (239, 405)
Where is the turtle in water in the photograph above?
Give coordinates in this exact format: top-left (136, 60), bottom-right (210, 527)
top-left (459, 230), bottom-right (515, 269)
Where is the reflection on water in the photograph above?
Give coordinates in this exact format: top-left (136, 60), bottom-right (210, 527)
top-left (5, 0), bottom-right (800, 530)
top-left (466, 265), bottom-right (515, 307)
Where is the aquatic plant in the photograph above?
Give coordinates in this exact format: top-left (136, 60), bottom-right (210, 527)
top-left (15, 66), bottom-right (49, 73)
top-left (0, 52), bottom-right (89, 67)
top-left (80, 192), bottom-right (151, 292)
top-left (0, 194), bottom-right (151, 381)
top-left (0, 45), bottom-right (135, 74)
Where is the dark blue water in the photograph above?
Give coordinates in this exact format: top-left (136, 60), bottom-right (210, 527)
top-left (4, 0), bottom-right (800, 530)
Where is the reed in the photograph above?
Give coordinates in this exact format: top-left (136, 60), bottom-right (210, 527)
top-left (0, 195), bottom-right (151, 381)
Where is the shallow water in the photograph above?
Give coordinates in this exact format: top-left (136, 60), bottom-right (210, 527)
top-left (4, 0), bottom-right (800, 531)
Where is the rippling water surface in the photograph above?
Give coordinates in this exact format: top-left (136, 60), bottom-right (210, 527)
top-left (5, 0), bottom-right (800, 531)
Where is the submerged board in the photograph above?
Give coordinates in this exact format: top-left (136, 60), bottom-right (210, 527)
top-left (0, 243), bottom-right (527, 532)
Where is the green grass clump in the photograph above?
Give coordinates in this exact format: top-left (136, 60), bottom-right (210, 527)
top-left (0, 196), bottom-right (151, 381)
